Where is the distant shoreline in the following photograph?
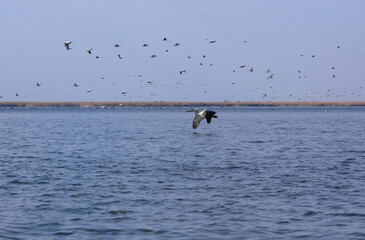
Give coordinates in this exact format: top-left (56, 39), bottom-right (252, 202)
top-left (1, 101), bottom-right (365, 107)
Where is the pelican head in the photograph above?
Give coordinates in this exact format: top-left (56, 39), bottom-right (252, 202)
top-left (185, 108), bottom-right (199, 113)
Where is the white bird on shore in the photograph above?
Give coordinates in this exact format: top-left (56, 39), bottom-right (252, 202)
top-left (64, 41), bottom-right (73, 50)
top-left (186, 108), bottom-right (218, 129)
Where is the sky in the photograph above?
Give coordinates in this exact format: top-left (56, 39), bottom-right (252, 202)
top-left (0, 0), bottom-right (364, 102)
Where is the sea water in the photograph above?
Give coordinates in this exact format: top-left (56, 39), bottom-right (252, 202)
top-left (0, 106), bottom-right (364, 239)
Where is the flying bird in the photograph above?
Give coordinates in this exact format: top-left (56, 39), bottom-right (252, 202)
top-left (36, 83), bottom-right (41, 87)
top-left (150, 54), bottom-right (157, 58)
top-left (86, 89), bottom-right (92, 93)
top-left (142, 43), bottom-right (149, 47)
top-left (74, 83), bottom-right (79, 87)
top-left (173, 43), bottom-right (181, 46)
top-left (186, 108), bottom-right (218, 129)
top-left (114, 44), bottom-right (121, 47)
top-left (86, 48), bottom-right (93, 54)
top-left (118, 54), bottom-right (123, 59)
top-left (179, 70), bottom-right (186, 75)
top-left (163, 37), bottom-right (167, 41)
top-left (267, 74), bottom-right (274, 79)
top-left (250, 68), bottom-right (254, 72)
top-left (209, 40), bottom-right (216, 43)
top-left (64, 41), bottom-right (73, 50)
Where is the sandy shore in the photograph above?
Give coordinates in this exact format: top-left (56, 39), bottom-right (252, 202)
top-left (1, 101), bottom-right (365, 107)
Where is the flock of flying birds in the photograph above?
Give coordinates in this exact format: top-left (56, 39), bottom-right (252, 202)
top-left (2, 36), bottom-right (363, 102)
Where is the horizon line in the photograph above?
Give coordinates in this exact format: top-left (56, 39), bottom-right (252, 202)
top-left (1, 101), bottom-right (365, 107)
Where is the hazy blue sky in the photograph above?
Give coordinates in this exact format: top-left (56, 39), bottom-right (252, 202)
top-left (1, 0), bottom-right (364, 102)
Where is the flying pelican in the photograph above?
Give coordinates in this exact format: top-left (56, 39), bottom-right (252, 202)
top-left (64, 41), bottom-right (73, 50)
top-left (114, 44), bottom-right (121, 47)
top-left (86, 48), bottom-right (93, 54)
top-left (150, 54), bottom-right (157, 58)
top-left (118, 54), bottom-right (123, 59)
top-left (121, 91), bottom-right (127, 95)
top-left (142, 43), bottom-right (149, 47)
top-left (240, 65), bottom-right (246, 68)
top-left (36, 83), bottom-right (41, 87)
top-left (173, 43), bottom-right (181, 46)
top-left (266, 69), bottom-right (270, 73)
top-left (209, 40), bottom-right (216, 43)
top-left (180, 70), bottom-right (186, 75)
top-left (86, 89), bottom-right (92, 93)
top-left (250, 68), bottom-right (254, 72)
top-left (185, 108), bottom-right (218, 129)
top-left (74, 83), bottom-right (79, 87)
top-left (163, 37), bottom-right (167, 41)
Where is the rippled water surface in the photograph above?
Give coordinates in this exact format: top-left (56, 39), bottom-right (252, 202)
top-left (0, 106), bottom-right (364, 239)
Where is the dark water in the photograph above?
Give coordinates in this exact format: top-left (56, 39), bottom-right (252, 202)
top-left (0, 107), bottom-right (364, 239)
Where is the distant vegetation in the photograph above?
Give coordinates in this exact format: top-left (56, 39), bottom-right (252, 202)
top-left (1, 101), bottom-right (365, 108)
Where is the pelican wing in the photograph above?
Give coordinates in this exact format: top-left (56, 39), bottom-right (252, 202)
top-left (192, 114), bottom-right (204, 129)
top-left (205, 110), bottom-right (217, 124)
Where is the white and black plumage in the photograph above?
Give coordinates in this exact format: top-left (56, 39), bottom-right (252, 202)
top-left (142, 43), bottom-right (149, 47)
top-left (186, 108), bottom-right (218, 129)
top-left (114, 44), bottom-right (121, 47)
top-left (179, 70), bottom-right (186, 75)
top-left (64, 41), bottom-right (73, 50)
top-left (74, 83), bottom-right (79, 87)
top-left (150, 54), bottom-right (157, 58)
top-left (36, 83), bottom-right (41, 87)
top-left (118, 54), bottom-right (123, 59)
top-left (86, 48), bottom-right (93, 54)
